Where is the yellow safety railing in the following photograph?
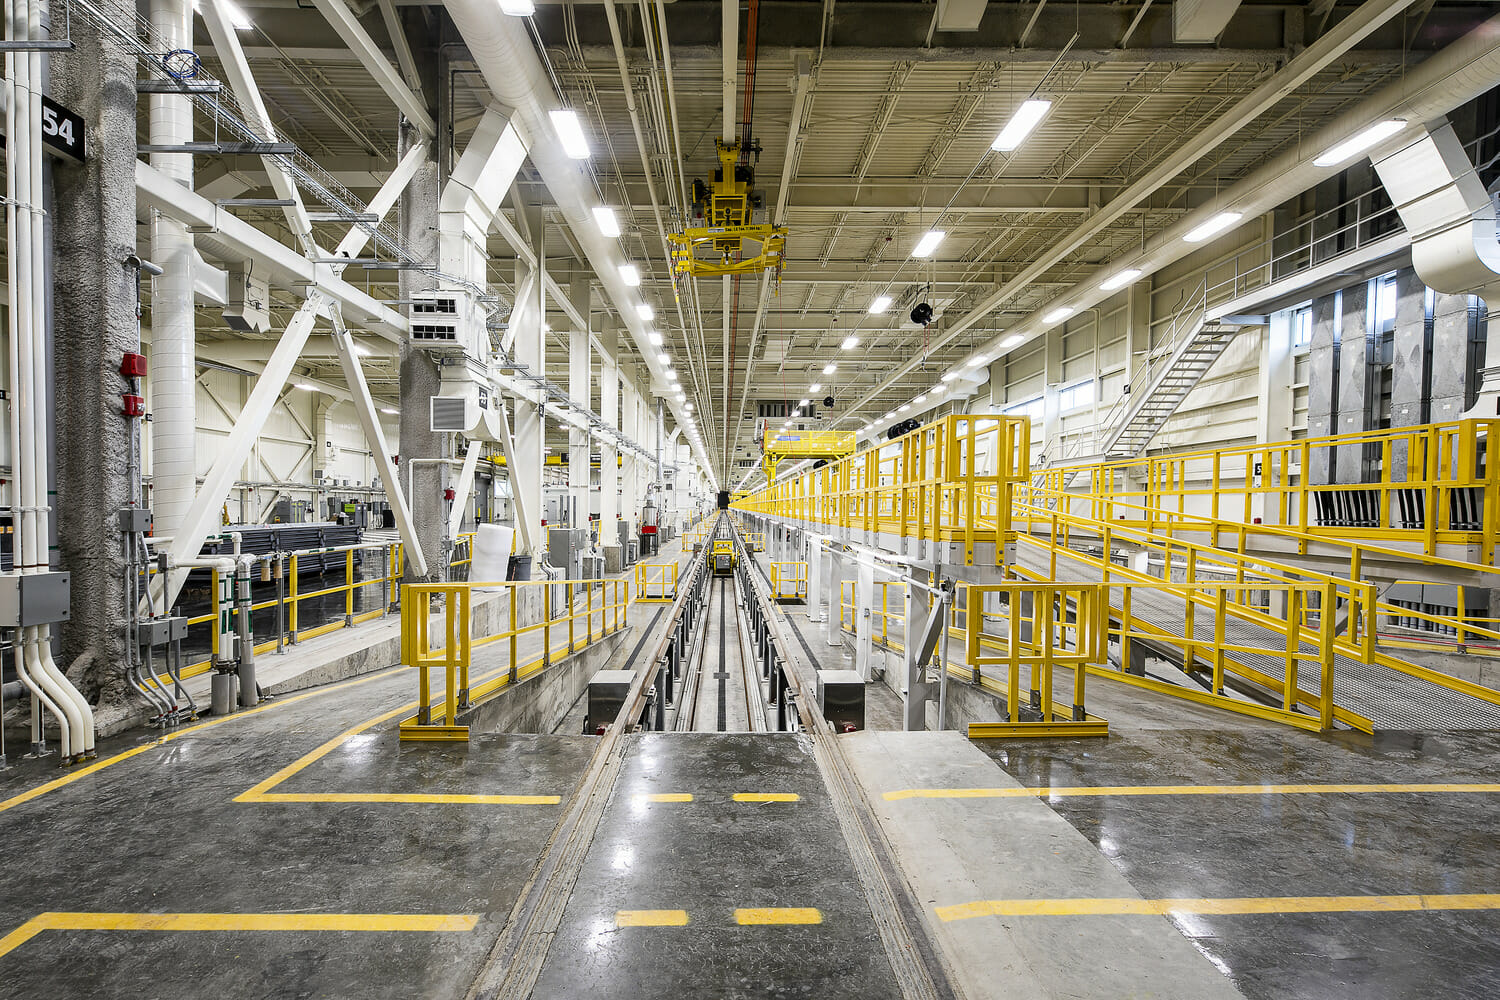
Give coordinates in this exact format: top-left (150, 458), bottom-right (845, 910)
top-left (160, 540), bottom-right (405, 684)
top-left (962, 582), bottom-right (1108, 737)
top-left (838, 579), bottom-right (904, 647)
top-left (743, 531), bottom-right (766, 552)
top-left (770, 561), bottom-right (809, 602)
top-left (1037, 419), bottom-right (1500, 565)
top-left (734, 415), bottom-right (1032, 567)
top-left (399, 577), bottom-right (631, 741)
top-left (449, 531), bottom-right (479, 572)
top-left (637, 561), bottom-right (678, 602)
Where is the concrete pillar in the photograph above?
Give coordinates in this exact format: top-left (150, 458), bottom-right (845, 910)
top-left (1335, 280), bottom-right (1371, 483)
top-left (1432, 293), bottom-right (1475, 422)
top-left (398, 122), bottom-right (448, 582)
top-left (51, 18), bottom-right (137, 707)
top-left (600, 322), bottom-right (621, 571)
top-left (1305, 292), bottom-right (1340, 484)
top-left (1389, 269), bottom-right (1431, 480)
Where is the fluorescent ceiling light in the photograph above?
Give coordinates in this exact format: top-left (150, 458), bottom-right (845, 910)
top-left (931, 383), bottom-right (946, 394)
top-left (913, 395), bottom-right (927, 404)
top-left (810, 383), bottom-right (822, 393)
top-left (868, 295), bottom-right (892, 314)
top-left (379, 407), bottom-right (398, 415)
top-left (196, 0), bottom-right (253, 30)
top-left (664, 367), bottom-right (676, 378)
top-left (648, 331), bottom-right (663, 346)
top-left (911, 230), bottom-right (945, 258)
top-left (883, 412), bottom-right (896, 420)
top-left (549, 108), bottom-right (590, 159)
top-left (799, 398), bottom-right (810, 406)
top-left (657, 352), bottom-right (670, 364)
top-left (592, 206), bottom-right (621, 238)
top-left (293, 382), bottom-right (318, 392)
top-left (636, 303), bottom-right (655, 321)
top-left (897, 404), bottom-right (910, 413)
top-left (1313, 119), bottom-right (1406, 168)
top-left (1000, 334), bottom-right (1023, 348)
top-left (618, 264), bottom-right (641, 286)
top-left (1183, 211), bottom-right (1243, 244)
top-left (498, 0), bottom-right (534, 13)
top-left (992, 99), bottom-right (1052, 152)
top-left (1099, 268), bottom-right (1142, 292)
top-left (823, 363), bottom-right (836, 375)
top-left (940, 371), bottom-right (960, 382)
top-left (841, 336), bottom-right (860, 350)
top-left (1042, 306), bottom-right (1074, 324)
top-left (968, 356), bottom-right (989, 369)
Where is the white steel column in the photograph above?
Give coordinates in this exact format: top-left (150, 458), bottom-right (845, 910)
top-left (620, 369), bottom-right (640, 533)
top-left (512, 197), bottom-right (546, 556)
top-left (568, 271), bottom-right (592, 533)
top-left (854, 559), bottom-right (877, 680)
top-left (147, 0), bottom-right (195, 549)
top-left (599, 322), bottom-right (620, 557)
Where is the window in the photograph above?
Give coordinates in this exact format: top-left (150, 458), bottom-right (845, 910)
top-left (1058, 380), bottom-right (1094, 412)
top-left (1004, 396), bottom-right (1044, 422)
top-left (1291, 305), bottom-right (1313, 348)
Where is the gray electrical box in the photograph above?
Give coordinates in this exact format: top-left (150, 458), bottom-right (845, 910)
top-left (547, 525), bottom-right (589, 579)
top-left (138, 615), bottom-right (189, 647)
top-left (618, 521), bottom-right (635, 568)
top-left (0, 572), bottom-right (71, 627)
top-left (117, 507), bottom-right (153, 533)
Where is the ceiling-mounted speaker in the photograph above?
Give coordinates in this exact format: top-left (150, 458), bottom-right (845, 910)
top-left (910, 302), bottom-right (934, 326)
top-left (823, 396), bottom-right (835, 408)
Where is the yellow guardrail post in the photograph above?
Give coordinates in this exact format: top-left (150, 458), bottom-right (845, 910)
top-left (288, 554), bottom-right (299, 642)
top-left (543, 583), bottom-right (552, 668)
top-left (345, 548), bottom-right (355, 623)
top-left (508, 586), bottom-right (519, 684)
top-left (1319, 581), bottom-right (1337, 729)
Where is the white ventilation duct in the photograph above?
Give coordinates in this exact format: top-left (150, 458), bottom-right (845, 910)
top-left (440, 1), bottom-right (717, 486)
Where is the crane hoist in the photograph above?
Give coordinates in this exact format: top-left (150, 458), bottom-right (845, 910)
top-left (667, 138), bottom-right (787, 279)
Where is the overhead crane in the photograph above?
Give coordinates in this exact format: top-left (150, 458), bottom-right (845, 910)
top-left (667, 138), bottom-right (787, 280)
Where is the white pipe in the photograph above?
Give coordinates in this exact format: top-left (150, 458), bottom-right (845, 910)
top-left (148, 0), bottom-right (197, 555)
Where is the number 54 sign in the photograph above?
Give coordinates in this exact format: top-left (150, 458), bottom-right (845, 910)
top-left (1, 94), bottom-right (86, 161)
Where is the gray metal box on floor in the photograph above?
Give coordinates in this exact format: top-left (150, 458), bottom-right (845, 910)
top-left (587, 669), bottom-right (634, 730)
top-left (818, 669), bottom-right (865, 732)
top-left (0, 571), bottom-right (70, 627)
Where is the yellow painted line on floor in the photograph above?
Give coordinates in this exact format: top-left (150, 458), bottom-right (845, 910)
top-left (634, 793), bottom-right (694, 803)
top-left (0, 911), bottom-right (478, 960)
top-left (935, 894), bottom-right (1500, 922)
top-left (883, 782), bottom-right (1500, 801)
top-left (735, 907), bottom-right (823, 925)
top-left (234, 702), bottom-right (417, 802)
top-left (733, 792), bottom-right (800, 803)
top-left (251, 792), bottom-right (561, 805)
top-left (615, 910), bottom-right (690, 927)
top-left (0, 667), bottom-right (407, 816)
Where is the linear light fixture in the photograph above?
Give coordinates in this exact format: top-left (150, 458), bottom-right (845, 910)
top-left (499, 0), bottom-right (534, 13)
top-left (912, 230), bottom-right (945, 258)
top-left (1099, 268), bottom-right (1142, 291)
top-left (968, 356), bottom-right (989, 369)
top-left (823, 363), bottom-right (837, 375)
top-left (810, 383), bottom-right (822, 393)
top-left (1042, 306), bottom-right (1074, 324)
top-left (657, 352), bottom-right (670, 364)
top-left (992, 99), bottom-right (1051, 152)
top-left (618, 263), bottom-right (641, 286)
top-left (1314, 119), bottom-right (1406, 168)
top-left (592, 206), bottom-right (621, 238)
top-left (841, 336), bottom-right (860, 350)
top-left (1183, 211), bottom-right (1243, 244)
top-left (648, 331), bottom-right (663, 346)
top-left (549, 108), bottom-right (590, 159)
top-left (868, 294), bottom-right (892, 314)
top-left (1001, 334), bottom-right (1023, 348)
top-left (636, 303), bottom-right (655, 321)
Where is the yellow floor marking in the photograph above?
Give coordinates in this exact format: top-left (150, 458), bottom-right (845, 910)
top-left (634, 793), bottom-right (694, 803)
top-left (615, 910), bottom-right (690, 927)
top-left (936, 894), bottom-right (1500, 922)
top-left (0, 911), bottom-right (478, 960)
top-left (733, 792), bottom-right (800, 803)
top-left (735, 907), bottom-right (822, 925)
top-left (884, 783), bottom-right (1500, 801)
top-left (254, 792), bottom-right (561, 805)
top-left (0, 667), bottom-right (406, 816)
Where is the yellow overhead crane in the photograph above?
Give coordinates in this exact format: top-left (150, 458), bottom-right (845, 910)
top-left (667, 138), bottom-right (787, 279)
top-left (760, 425), bottom-right (857, 481)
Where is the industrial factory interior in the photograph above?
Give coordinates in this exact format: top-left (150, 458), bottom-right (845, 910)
top-left (4, 0), bottom-right (1500, 995)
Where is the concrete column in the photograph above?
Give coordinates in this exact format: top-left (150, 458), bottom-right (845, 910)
top-left (512, 196), bottom-right (546, 557)
top-left (1305, 292), bottom-right (1340, 484)
top-left (1432, 293), bottom-right (1474, 422)
top-left (51, 18), bottom-right (137, 707)
top-left (1335, 280), bottom-right (1371, 483)
top-left (1389, 269), bottom-right (1431, 479)
top-left (398, 122), bottom-right (448, 582)
top-left (600, 322), bottom-right (621, 570)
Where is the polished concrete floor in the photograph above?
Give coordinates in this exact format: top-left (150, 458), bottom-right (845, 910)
top-left (976, 728), bottom-right (1500, 1000)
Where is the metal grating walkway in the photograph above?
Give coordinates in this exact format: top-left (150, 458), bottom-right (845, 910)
top-left (1017, 542), bottom-right (1500, 730)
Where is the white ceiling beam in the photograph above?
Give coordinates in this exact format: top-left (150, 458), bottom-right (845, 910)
top-left (309, 0), bottom-right (436, 137)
